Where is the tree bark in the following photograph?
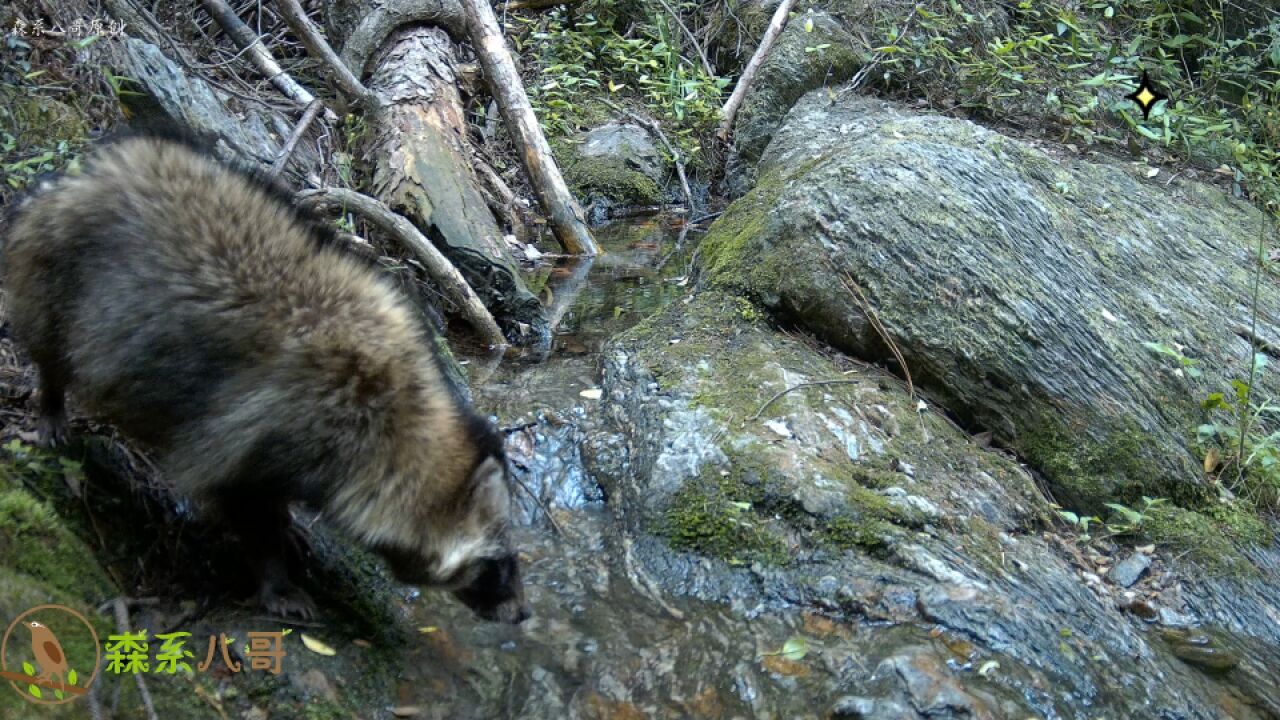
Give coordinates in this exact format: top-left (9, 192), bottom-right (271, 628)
top-left (364, 25), bottom-right (547, 342)
top-left (718, 0), bottom-right (797, 141)
top-left (462, 0), bottom-right (599, 255)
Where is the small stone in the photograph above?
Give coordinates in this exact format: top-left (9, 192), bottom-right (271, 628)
top-left (1157, 607), bottom-right (1196, 627)
top-left (829, 696), bottom-right (875, 718)
top-left (1107, 552), bottom-right (1152, 587)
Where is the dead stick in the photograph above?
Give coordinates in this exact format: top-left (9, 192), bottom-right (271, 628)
top-left (112, 598), bottom-right (158, 720)
top-left (269, 99), bottom-right (323, 179)
top-left (462, 0), bottom-right (599, 255)
top-left (200, 0), bottom-right (339, 123)
top-left (275, 0), bottom-right (376, 106)
top-left (718, 0), bottom-right (797, 140)
top-left (297, 188), bottom-right (508, 347)
top-left (748, 379), bottom-right (861, 422)
top-left (600, 99), bottom-right (694, 213)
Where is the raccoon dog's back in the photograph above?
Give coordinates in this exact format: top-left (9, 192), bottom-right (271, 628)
top-left (2, 136), bottom-right (477, 518)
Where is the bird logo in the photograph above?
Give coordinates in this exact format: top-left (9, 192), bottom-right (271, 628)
top-left (1, 604), bottom-right (101, 705)
top-left (26, 621), bottom-right (69, 692)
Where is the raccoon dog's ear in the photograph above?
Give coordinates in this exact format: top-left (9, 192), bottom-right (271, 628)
top-left (468, 456), bottom-right (511, 524)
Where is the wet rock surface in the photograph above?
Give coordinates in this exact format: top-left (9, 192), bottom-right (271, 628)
top-left (704, 91), bottom-right (1280, 513)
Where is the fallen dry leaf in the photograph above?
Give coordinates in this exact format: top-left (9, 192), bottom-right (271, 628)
top-left (391, 707), bottom-right (423, 718)
top-left (579, 388), bottom-right (603, 400)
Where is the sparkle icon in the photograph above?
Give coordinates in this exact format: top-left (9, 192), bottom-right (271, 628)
top-left (1125, 70), bottom-right (1167, 120)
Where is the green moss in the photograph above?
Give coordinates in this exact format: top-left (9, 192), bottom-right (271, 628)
top-left (1017, 419), bottom-right (1196, 511)
top-left (1140, 505), bottom-right (1256, 576)
top-left (733, 296), bottom-right (764, 322)
top-left (820, 515), bottom-right (893, 551)
top-left (0, 481), bottom-right (114, 603)
top-left (845, 483), bottom-right (924, 529)
top-left (662, 471), bottom-right (789, 565)
top-left (1204, 500), bottom-right (1273, 546)
top-left (559, 154), bottom-right (662, 207)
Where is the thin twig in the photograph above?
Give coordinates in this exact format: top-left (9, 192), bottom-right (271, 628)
top-left (275, 0), bottom-right (376, 106)
top-left (511, 472), bottom-right (564, 536)
top-left (269, 99), bottom-right (323, 179)
top-left (748, 379), bottom-right (861, 422)
top-left (841, 4), bottom-right (922, 98)
top-left (836, 270), bottom-right (914, 398)
top-left (599, 99), bottom-right (694, 213)
top-left (653, 0), bottom-right (716, 79)
top-left (112, 598), bottom-right (158, 720)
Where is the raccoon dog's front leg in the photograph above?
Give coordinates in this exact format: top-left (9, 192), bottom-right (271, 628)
top-left (211, 487), bottom-right (316, 621)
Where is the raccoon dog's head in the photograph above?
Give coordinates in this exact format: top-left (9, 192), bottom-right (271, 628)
top-left (377, 441), bottom-right (530, 625)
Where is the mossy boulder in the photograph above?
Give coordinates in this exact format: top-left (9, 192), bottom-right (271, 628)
top-left (597, 290), bottom-right (1045, 568)
top-left (723, 9), bottom-right (864, 196)
top-left (559, 122), bottom-right (667, 221)
top-left (703, 90), bottom-right (1280, 513)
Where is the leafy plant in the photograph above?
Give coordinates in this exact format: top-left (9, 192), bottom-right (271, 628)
top-left (874, 0), bottom-right (1280, 211)
top-left (509, 8), bottom-right (727, 158)
top-left (1056, 507), bottom-right (1104, 540)
top-left (1103, 496), bottom-right (1166, 534)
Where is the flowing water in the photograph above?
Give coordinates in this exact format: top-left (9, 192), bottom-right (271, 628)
top-left (386, 219), bottom-right (1280, 720)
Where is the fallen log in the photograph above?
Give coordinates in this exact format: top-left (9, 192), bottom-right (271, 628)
top-left (363, 25), bottom-right (548, 342)
top-left (462, 0), bottom-right (599, 255)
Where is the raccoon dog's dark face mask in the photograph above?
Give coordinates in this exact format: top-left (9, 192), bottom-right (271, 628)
top-left (377, 456), bottom-right (531, 624)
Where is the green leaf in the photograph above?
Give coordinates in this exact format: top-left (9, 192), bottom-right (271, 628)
top-left (1057, 510), bottom-right (1080, 525)
top-left (28, 685), bottom-right (41, 699)
top-left (67, 669), bottom-right (78, 687)
top-left (781, 635), bottom-right (808, 661)
top-left (22, 662), bottom-right (35, 677)
top-left (1202, 393), bottom-right (1230, 411)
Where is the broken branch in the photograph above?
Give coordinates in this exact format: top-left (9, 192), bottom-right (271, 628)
top-left (199, 0), bottom-right (339, 123)
top-left (269, 99), bottom-right (324, 179)
top-left (297, 187), bottom-right (508, 347)
top-left (461, 0), bottom-right (599, 255)
top-left (718, 0), bottom-right (797, 141)
top-left (275, 0), bottom-right (377, 107)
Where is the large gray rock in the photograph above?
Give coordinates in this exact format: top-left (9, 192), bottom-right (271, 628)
top-left (702, 91), bottom-right (1279, 511)
top-left (587, 291), bottom-right (1280, 718)
top-left (725, 9), bottom-right (863, 197)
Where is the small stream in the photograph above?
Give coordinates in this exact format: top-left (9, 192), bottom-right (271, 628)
top-left (385, 220), bottom-right (1035, 719)
top-left (385, 219), bottom-right (1280, 720)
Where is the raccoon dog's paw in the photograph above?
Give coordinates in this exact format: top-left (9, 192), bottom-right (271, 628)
top-left (35, 414), bottom-right (68, 448)
top-left (259, 583), bottom-right (317, 622)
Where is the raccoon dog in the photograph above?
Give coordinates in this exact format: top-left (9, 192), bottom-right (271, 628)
top-left (1, 134), bottom-right (529, 624)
